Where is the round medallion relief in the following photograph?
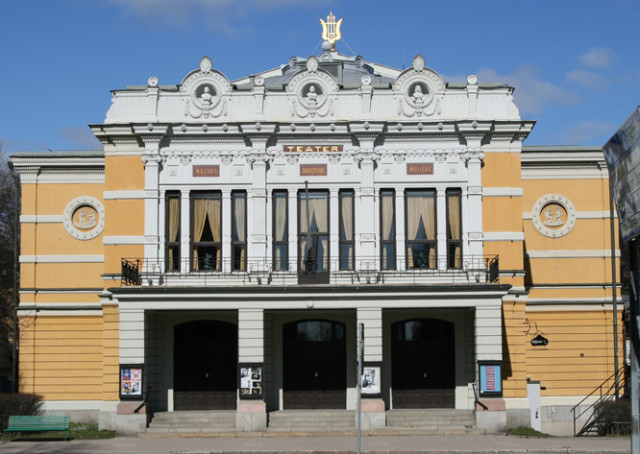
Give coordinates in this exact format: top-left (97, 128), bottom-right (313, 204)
top-left (63, 197), bottom-right (105, 240)
top-left (532, 194), bottom-right (576, 238)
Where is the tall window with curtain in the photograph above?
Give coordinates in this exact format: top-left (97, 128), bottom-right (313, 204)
top-left (380, 189), bottom-right (396, 270)
top-left (166, 191), bottom-right (180, 272)
top-left (447, 189), bottom-right (462, 269)
top-left (191, 191), bottom-right (221, 271)
top-left (405, 189), bottom-right (436, 269)
top-left (272, 190), bottom-right (288, 271)
top-left (298, 190), bottom-right (329, 275)
top-left (339, 190), bottom-right (354, 270)
top-left (231, 191), bottom-right (247, 271)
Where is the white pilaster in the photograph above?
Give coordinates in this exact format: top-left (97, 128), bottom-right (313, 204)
top-left (222, 190), bottom-right (231, 273)
top-left (395, 190), bottom-right (405, 271)
top-left (330, 189), bottom-right (339, 271)
top-left (119, 309), bottom-right (145, 363)
top-left (288, 190), bottom-right (297, 272)
top-left (475, 305), bottom-right (503, 361)
top-left (180, 190), bottom-right (190, 270)
top-left (436, 188), bottom-right (447, 271)
top-left (357, 308), bottom-right (383, 362)
top-left (238, 309), bottom-right (264, 363)
top-left (142, 154), bottom-right (161, 267)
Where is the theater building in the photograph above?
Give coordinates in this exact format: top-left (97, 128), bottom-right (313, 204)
top-left (11, 26), bottom-right (622, 435)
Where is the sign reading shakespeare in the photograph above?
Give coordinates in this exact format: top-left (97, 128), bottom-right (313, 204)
top-left (407, 163), bottom-right (434, 175)
top-left (300, 164), bottom-right (327, 176)
top-left (193, 165), bottom-right (220, 177)
top-left (284, 145), bottom-right (343, 153)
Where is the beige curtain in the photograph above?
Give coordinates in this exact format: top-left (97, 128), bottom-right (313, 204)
top-left (341, 194), bottom-right (353, 241)
top-left (406, 192), bottom-right (435, 266)
top-left (192, 198), bottom-right (208, 268)
top-left (381, 194), bottom-right (393, 241)
top-left (234, 195), bottom-right (246, 269)
top-left (448, 194), bottom-right (461, 267)
top-left (310, 196), bottom-right (328, 232)
top-left (275, 195), bottom-right (287, 242)
top-left (168, 197), bottom-right (180, 269)
top-left (341, 194), bottom-right (353, 264)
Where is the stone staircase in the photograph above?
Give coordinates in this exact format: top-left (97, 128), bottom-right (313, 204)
top-left (142, 409), bottom-right (485, 437)
top-left (143, 411), bottom-right (236, 436)
top-left (267, 410), bottom-right (356, 433)
top-left (385, 409), bottom-right (484, 435)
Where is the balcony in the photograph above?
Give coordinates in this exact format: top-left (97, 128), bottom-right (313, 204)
top-left (120, 255), bottom-right (500, 287)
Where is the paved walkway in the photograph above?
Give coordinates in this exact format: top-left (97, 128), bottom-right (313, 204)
top-left (0, 433), bottom-right (632, 454)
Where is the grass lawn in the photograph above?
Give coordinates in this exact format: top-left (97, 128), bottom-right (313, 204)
top-left (3, 422), bottom-right (115, 442)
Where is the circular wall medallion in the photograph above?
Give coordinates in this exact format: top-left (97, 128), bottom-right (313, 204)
top-left (63, 196), bottom-right (105, 240)
top-left (532, 194), bottom-right (576, 238)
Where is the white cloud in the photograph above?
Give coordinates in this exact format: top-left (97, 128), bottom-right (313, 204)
top-left (59, 127), bottom-right (102, 150)
top-left (566, 69), bottom-right (609, 90)
top-left (579, 47), bottom-right (615, 69)
top-left (473, 65), bottom-right (581, 115)
top-left (562, 121), bottom-right (618, 145)
top-left (102, 0), bottom-right (330, 34)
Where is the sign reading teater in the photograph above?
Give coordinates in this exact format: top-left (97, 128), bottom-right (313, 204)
top-left (285, 145), bottom-right (343, 152)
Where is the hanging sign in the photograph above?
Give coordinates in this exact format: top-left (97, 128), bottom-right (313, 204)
top-left (531, 334), bottom-right (549, 346)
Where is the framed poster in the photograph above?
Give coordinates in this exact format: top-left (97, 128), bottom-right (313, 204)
top-left (239, 363), bottom-right (263, 399)
top-left (361, 363), bottom-right (381, 396)
top-left (119, 364), bottom-right (143, 400)
top-left (478, 360), bottom-right (502, 397)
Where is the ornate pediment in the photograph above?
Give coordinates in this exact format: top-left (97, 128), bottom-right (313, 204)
top-left (181, 57), bottom-right (232, 119)
top-left (393, 55), bottom-right (446, 118)
top-left (286, 56), bottom-right (339, 119)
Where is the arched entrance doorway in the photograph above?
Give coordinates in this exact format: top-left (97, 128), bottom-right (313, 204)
top-left (391, 318), bottom-right (455, 408)
top-left (174, 320), bottom-right (237, 410)
top-left (283, 319), bottom-right (346, 409)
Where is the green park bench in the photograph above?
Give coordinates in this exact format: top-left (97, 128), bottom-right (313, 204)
top-left (3, 415), bottom-right (70, 442)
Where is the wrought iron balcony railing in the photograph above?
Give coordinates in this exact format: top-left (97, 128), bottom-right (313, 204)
top-left (120, 255), bottom-right (499, 287)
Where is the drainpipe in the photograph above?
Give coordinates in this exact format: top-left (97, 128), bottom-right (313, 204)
top-left (610, 181), bottom-right (619, 397)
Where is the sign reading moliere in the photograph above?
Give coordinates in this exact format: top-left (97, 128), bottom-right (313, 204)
top-left (285, 145), bottom-right (343, 153)
top-left (193, 165), bottom-right (220, 177)
top-left (407, 163), bottom-right (434, 175)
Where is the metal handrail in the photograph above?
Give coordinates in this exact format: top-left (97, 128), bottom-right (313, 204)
top-left (472, 382), bottom-right (489, 411)
top-left (571, 366), bottom-right (625, 436)
top-left (119, 255), bottom-right (500, 287)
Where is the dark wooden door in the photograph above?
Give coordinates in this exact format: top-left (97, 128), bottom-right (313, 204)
top-left (391, 318), bottom-right (455, 408)
top-left (283, 320), bottom-right (346, 409)
top-left (174, 320), bottom-right (237, 410)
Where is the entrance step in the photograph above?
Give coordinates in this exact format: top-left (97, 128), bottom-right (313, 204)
top-left (385, 409), bottom-right (483, 434)
top-left (145, 411), bottom-right (236, 435)
top-left (267, 410), bottom-right (356, 432)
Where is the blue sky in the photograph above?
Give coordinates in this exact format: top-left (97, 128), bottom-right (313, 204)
top-left (1, 0), bottom-right (638, 152)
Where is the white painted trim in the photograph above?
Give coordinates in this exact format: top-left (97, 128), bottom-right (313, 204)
top-left (19, 255), bottom-right (105, 263)
top-left (483, 232), bottom-right (525, 241)
top-left (41, 400), bottom-right (106, 411)
top-left (482, 187), bottom-right (523, 197)
top-left (20, 215), bottom-right (64, 223)
top-left (103, 236), bottom-right (146, 245)
top-left (526, 250), bottom-right (619, 259)
top-left (504, 397), bottom-right (530, 409)
top-left (19, 289), bottom-right (102, 295)
top-left (523, 210), bottom-right (615, 220)
top-left (18, 174), bottom-right (104, 184)
top-left (103, 190), bottom-right (146, 200)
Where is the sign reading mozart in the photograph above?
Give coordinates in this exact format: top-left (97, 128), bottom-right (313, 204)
top-left (193, 165), bottom-right (220, 177)
top-left (284, 145), bottom-right (343, 153)
top-left (407, 163), bottom-right (434, 175)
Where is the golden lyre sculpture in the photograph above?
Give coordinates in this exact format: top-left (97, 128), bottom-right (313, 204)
top-left (319, 12), bottom-right (343, 52)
